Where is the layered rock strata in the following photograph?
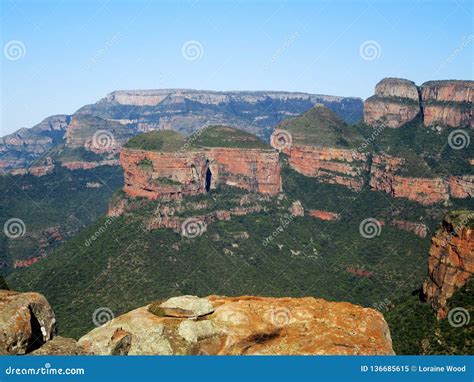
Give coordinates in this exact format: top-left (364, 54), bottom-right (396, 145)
top-left (423, 212), bottom-right (474, 319)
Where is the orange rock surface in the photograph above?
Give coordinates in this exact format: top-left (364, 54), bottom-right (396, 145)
top-left (120, 147), bottom-right (281, 200)
top-left (283, 145), bottom-right (367, 191)
top-left (309, 210), bottom-right (340, 221)
top-left (423, 213), bottom-right (474, 319)
top-left (78, 295), bottom-right (395, 355)
top-left (369, 153), bottom-right (449, 205)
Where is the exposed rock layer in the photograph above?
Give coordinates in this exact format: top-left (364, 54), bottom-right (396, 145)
top-left (78, 295), bottom-right (395, 355)
top-left (121, 147), bottom-right (281, 199)
top-left (423, 212), bottom-right (474, 319)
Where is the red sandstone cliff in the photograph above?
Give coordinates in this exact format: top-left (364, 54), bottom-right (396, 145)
top-left (369, 153), bottom-right (449, 205)
top-left (423, 211), bottom-right (473, 319)
top-left (364, 78), bottom-right (473, 129)
top-left (364, 78), bottom-right (421, 128)
top-left (421, 80), bottom-right (473, 128)
top-left (282, 145), bottom-right (368, 191)
top-left (120, 147), bottom-right (281, 200)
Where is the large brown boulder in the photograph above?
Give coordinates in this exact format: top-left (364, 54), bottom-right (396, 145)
top-left (78, 295), bottom-right (395, 355)
top-left (0, 290), bottom-right (57, 354)
top-left (31, 336), bottom-right (89, 355)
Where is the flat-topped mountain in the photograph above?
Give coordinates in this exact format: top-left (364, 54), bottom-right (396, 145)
top-left (0, 89), bottom-right (362, 174)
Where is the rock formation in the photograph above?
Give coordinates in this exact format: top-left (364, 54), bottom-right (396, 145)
top-left (369, 153), bottom-right (449, 205)
top-left (78, 295), bottom-right (395, 355)
top-left (121, 128), bottom-right (282, 200)
top-left (309, 210), bottom-right (340, 221)
top-left (364, 78), bottom-right (473, 129)
top-left (364, 78), bottom-right (421, 128)
top-left (0, 290), bottom-right (57, 354)
top-left (421, 80), bottom-right (473, 128)
top-left (283, 145), bottom-right (368, 191)
top-left (423, 211), bottom-right (474, 319)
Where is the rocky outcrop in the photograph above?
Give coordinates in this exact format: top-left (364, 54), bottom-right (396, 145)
top-left (364, 78), bottom-right (473, 129)
top-left (448, 176), bottom-right (474, 199)
top-left (121, 147), bottom-right (281, 200)
top-left (282, 145), bottom-right (368, 191)
top-left (309, 210), bottom-right (340, 221)
top-left (421, 80), bottom-right (473, 128)
top-left (389, 220), bottom-right (428, 238)
top-left (0, 290), bottom-right (57, 354)
top-left (61, 159), bottom-right (120, 170)
top-left (364, 78), bottom-right (421, 128)
top-left (423, 211), bottom-right (474, 319)
top-left (78, 295), bottom-right (394, 355)
top-left (31, 336), bottom-right (89, 355)
top-left (369, 153), bottom-right (449, 205)
top-left (290, 200), bottom-right (304, 216)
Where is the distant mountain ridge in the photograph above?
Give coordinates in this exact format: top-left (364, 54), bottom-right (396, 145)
top-left (0, 89), bottom-right (363, 174)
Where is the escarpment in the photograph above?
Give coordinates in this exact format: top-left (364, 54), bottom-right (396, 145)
top-left (120, 127), bottom-right (281, 201)
top-left (364, 78), bottom-right (473, 128)
top-left (423, 211), bottom-right (474, 319)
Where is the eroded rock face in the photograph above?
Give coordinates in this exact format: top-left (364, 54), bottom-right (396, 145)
top-left (309, 210), bottom-right (340, 221)
top-left (364, 78), bottom-right (473, 129)
top-left (369, 154), bottom-right (449, 205)
top-left (78, 296), bottom-right (395, 355)
top-left (423, 212), bottom-right (474, 319)
top-left (31, 336), bottom-right (89, 355)
top-left (390, 220), bottom-right (428, 238)
top-left (120, 147), bottom-right (281, 200)
top-left (364, 78), bottom-right (420, 128)
top-left (282, 145), bottom-right (368, 191)
top-left (448, 176), bottom-right (474, 199)
top-left (0, 290), bottom-right (57, 355)
top-left (421, 80), bottom-right (473, 128)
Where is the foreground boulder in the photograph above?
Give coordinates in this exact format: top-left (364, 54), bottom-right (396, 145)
top-left (0, 290), bottom-right (57, 354)
top-left (78, 295), bottom-right (395, 355)
top-left (31, 336), bottom-right (89, 355)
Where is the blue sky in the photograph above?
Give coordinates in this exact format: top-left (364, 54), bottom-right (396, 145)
top-left (1, 0), bottom-right (472, 135)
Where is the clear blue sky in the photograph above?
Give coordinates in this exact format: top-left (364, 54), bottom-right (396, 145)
top-left (1, 0), bottom-right (472, 135)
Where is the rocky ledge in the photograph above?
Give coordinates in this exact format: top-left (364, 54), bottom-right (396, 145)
top-left (423, 211), bottom-right (474, 319)
top-left (0, 292), bottom-right (395, 355)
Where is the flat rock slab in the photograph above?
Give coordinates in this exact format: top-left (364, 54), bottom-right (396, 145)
top-left (159, 296), bottom-right (214, 318)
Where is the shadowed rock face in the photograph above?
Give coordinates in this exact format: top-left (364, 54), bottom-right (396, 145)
top-left (0, 290), bottom-right (57, 354)
top-left (78, 295), bottom-right (395, 355)
top-left (423, 212), bottom-right (474, 319)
